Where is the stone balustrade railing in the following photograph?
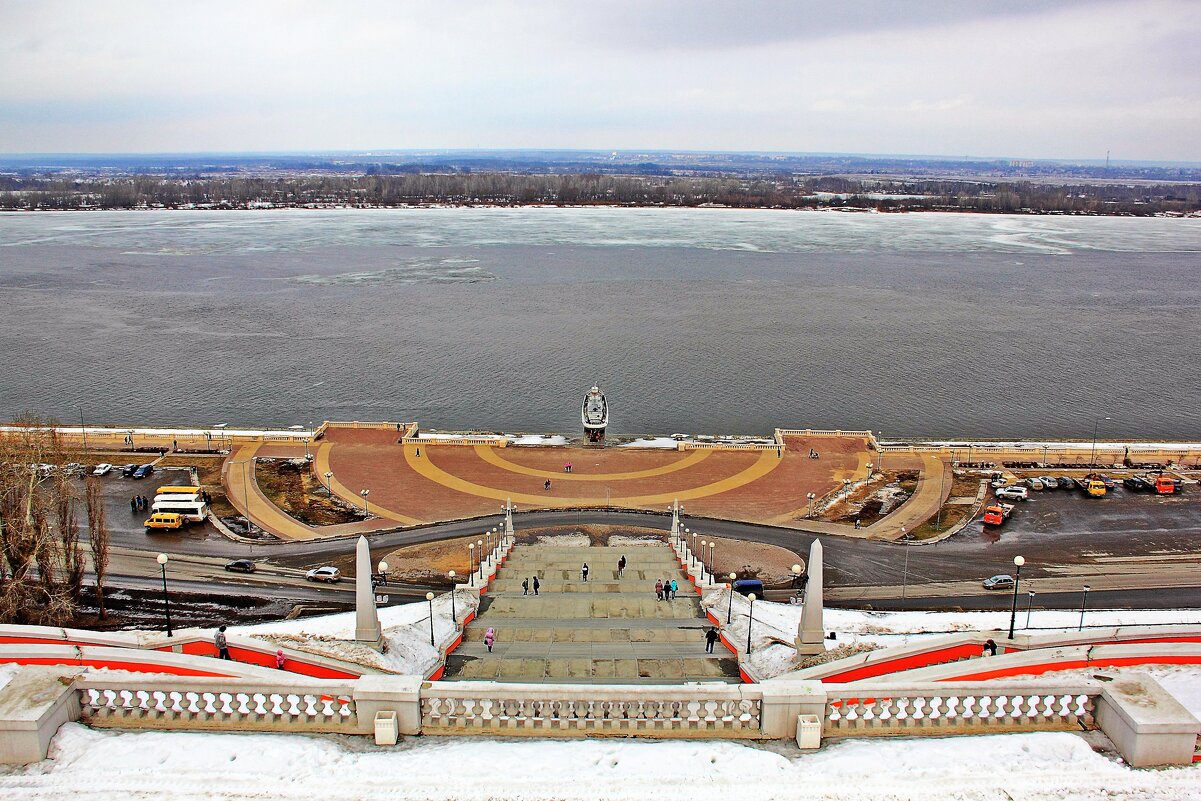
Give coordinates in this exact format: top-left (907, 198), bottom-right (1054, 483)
top-left (421, 681), bottom-right (764, 737)
top-left (1, 669), bottom-right (1187, 768)
top-left (823, 681), bottom-right (1097, 737)
top-left (78, 676), bottom-right (361, 734)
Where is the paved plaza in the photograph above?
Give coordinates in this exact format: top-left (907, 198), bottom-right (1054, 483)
top-left (443, 543), bottom-right (741, 683)
top-left (318, 428), bottom-right (881, 527)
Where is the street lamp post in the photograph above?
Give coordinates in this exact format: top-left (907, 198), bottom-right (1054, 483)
top-left (699, 541), bottom-right (707, 580)
top-left (1025, 590), bottom-right (1035, 629)
top-left (726, 573), bottom-right (737, 623)
top-left (900, 525), bottom-right (909, 609)
top-left (791, 563), bottom-right (803, 597)
top-left (426, 592), bottom-right (436, 646)
top-left (1007, 555), bottom-right (1025, 639)
top-left (448, 571), bottom-right (457, 623)
top-left (360, 488), bottom-right (370, 516)
top-left (1079, 585), bottom-right (1091, 630)
top-left (806, 492), bottom-right (816, 519)
top-left (876, 431), bottom-right (883, 473)
top-left (156, 553), bottom-right (172, 637)
top-left (691, 534), bottom-right (698, 569)
top-left (468, 543), bottom-right (475, 586)
top-left (377, 560), bottom-right (389, 588)
top-left (477, 539), bottom-right (484, 580)
top-left (707, 541), bottom-right (716, 585)
top-left (491, 528), bottom-right (499, 564)
top-left (746, 593), bottom-right (756, 653)
top-left (1089, 417), bottom-right (1111, 467)
top-left (324, 471), bottom-right (333, 496)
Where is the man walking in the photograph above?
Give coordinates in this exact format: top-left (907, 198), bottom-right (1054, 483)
top-left (522, 578), bottom-right (529, 596)
top-left (532, 575), bottom-right (540, 596)
top-left (215, 625), bottom-right (232, 660)
top-left (580, 562), bottom-right (589, 582)
top-left (705, 628), bottom-right (719, 654)
top-left (669, 579), bottom-right (678, 599)
top-left (617, 555), bottom-right (626, 578)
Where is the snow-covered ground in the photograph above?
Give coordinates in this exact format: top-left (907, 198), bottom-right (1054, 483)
top-left (703, 591), bottom-right (1201, 680)
top-left (1, 724), bottom-right (1196, 801)
top-left (0, 663), bottom-right (18, 693)
top-left (230, 591), bottom-right (478, 676)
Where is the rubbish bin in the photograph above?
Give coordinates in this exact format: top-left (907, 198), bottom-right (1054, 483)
top-left (796, 714), bottom-right (821, 750)
top-left (374, 710), bottom-right (399, 746)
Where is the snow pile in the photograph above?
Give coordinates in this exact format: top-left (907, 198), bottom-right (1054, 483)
top-left (618, 437), bottom-right (680, 449)
top-left (529, 533), bottom-right (590, 547)
top-left (510, 434), bottom-right (568, 446)
top-left (609, 534), bottom-right (665, 548)
top-left (0, 663), bottom-right (19, 693)
top-left (6, 724), bottom-right (1198, 800)
top-left (703, 589), bottom-right (806, 678)
top-left (232, 591), bottom-right (478, 676)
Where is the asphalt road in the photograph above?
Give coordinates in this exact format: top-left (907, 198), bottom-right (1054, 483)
top-left (85, 472), bottom-right (1201, 611)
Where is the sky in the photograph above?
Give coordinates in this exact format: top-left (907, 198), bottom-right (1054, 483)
top-left (1, 0), bottom-right (1199, 161)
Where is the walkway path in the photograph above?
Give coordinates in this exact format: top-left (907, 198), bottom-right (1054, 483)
top-left (444, 544), bottom-right (740, 683)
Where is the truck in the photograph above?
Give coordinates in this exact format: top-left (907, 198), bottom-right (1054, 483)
top-left (982, 502), bottom-right (1015, 526)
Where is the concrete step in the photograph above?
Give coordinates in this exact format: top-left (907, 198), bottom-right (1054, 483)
top-left (489, 581), bottom-right (692, 594)
top-left (462, 626), bottom-right (706, 644)
top-left (444, 654), bottom-right (741, 682)
top-left (480, 596), bottom-right (703, 620)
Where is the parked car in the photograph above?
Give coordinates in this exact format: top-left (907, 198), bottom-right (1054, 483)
top-left (989, 477), bottom-right (1010, 489)
top-left (1097, 475), bottom-right (1116, 491)
top-left (1057, 476), bottom-right (1075, 490)
top-left (305, 566), bottom-right (341, 583)
top-left (132, 463), bottom-right (155, 479)
top-left (983, 574), bottom-right (1016, 590)
top-left (224, 559), bottom-right (257, 574)
top-left (92, 463), bottom-right (113, 476)
top-left (120, 463), bottom-right (139, 477)
top-left (996, 486), bottom-right (1029, 501)
top-left (1024, 477), bottom-right (1044, 491)
top-left (732, 579), bottom-right (764, 597)
top-left (1039, 476), bottom-right (1058, 490)
top-left (1124, 476), bottom-right (1150, 492)
top-left (64, 463), bottom-right (87, 477)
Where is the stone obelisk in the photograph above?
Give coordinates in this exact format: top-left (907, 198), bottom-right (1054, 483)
top-left (354, 535), bottom-right (384, 651)
top-left (796, 538), bottom-right (825, 656)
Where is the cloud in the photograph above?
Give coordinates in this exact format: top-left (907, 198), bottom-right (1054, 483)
top-left (0, 0), bottom-right (1198, 159)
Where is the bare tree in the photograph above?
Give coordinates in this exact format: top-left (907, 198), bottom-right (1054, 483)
top-left (86, 479), bottom-right (110, 620)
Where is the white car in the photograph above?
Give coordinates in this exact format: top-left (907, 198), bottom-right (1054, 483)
top-left (996, 486), bottom-right (1029, 501)
top-left (305, 566), bottom-right (341, 583)
top-left (92, 463), bottom-right (113, 476)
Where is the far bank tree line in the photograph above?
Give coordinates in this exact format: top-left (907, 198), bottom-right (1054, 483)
top-left (2, 173), bottom-right (1199, 216)
top-left (0, 418), bottom-right (110, 627)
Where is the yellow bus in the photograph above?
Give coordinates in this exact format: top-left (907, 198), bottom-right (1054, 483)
top-left (157, 485), bottom-right (202, 496)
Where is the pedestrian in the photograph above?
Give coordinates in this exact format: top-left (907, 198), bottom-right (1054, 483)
top-left (580, 562), bottom-right (589, 581)
top-left (130, 496), bottom-right (137, 513)
top-left (141, 495), bottom-right (149, 511)
top-left (670, 579), bottom-right (678, 599)
top-left (617, 555), bottom-right (626, 578)
top-left (484, 627), bottom-right (496, 653)
top-left (172, 438), bottom-right (177, 451)
top-left (532, 575), bottom-right (540, 595)
top-left (275, 650), bottom-right (286, 670)
top-left (522, 578), bottom-right (529, 596)
top-left (983, 638), bottom-right (997, 656)
top-left (705, 628), bottom-right (719, 653)
top-left (415, 447), bottom-right (420, 457)
top-left (215, 626), bottom-right (232, 660)
top-left (655, 579), bottom-right (664, 600)
top-left (545, 479), bottom-right (552, 491)
top-left (854, 516), bottom-right (861, 530)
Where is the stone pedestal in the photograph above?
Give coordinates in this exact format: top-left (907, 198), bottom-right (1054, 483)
top-left (0, 667), bottom-right (84, 765)
top-left (352, 675), bottom-right (423, 737)
top-left (1094, 673), bottom-right (1201, 767)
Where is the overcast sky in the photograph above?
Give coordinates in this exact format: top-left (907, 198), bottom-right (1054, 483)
top-left (1, 0), bottom-right (1199, 160)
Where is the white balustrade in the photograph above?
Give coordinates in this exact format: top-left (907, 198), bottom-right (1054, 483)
top-left (421, 682), bottom-right (762, 737)
top-left (78, 677), bottom-right (357, 733)
top-left (823, 683), bottom-right (1096, 737)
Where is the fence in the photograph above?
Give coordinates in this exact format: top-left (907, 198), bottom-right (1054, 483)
top-left (823, 682), bottom-right (1097, 737)
top-left (421, 682), bottom-right (763, 737)
top-left (78, 676), bottom-right (361, 734)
